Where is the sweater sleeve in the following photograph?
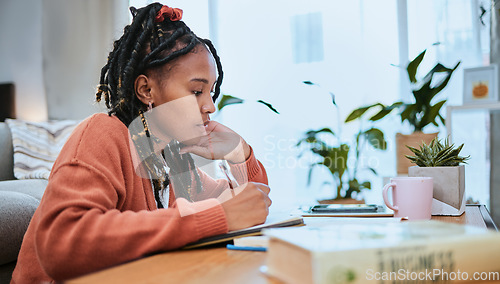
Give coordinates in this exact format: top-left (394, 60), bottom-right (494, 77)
top-left (229, 146), bottom-right (268, 185)
top-left (34, 159), bottom-right (227, 281)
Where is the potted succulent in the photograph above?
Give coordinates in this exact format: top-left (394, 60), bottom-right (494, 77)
top-left (345, 49), bottom-right (461, 174)
top-left (406, 137), bottom-right (470, 216)
top-left (298, 82), bottom-right (387, 203)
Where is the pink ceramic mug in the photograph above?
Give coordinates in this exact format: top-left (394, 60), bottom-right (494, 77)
top-left (382, 177), bottom-right (433, 220)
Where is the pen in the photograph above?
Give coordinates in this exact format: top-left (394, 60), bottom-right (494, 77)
top-left (219, 161), bottom-right (238, 197)
top-left (226, 244), bottom-right (267, 252)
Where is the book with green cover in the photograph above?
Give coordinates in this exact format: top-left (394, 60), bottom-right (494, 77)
top-left (263, 221), bottom-right (500, 284)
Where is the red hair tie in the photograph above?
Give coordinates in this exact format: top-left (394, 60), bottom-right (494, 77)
top-left (155, 5), bottom-right (183, 22)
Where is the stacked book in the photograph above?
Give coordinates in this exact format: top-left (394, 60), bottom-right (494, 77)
top-left (263, 221), bottom-right (500, 284)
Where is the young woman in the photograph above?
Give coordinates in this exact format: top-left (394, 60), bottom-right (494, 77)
top-left (12, 3), bottom-right (271, 283)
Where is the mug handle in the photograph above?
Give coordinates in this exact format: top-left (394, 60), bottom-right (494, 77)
top-left (382, 182), bottom-right (398, 212)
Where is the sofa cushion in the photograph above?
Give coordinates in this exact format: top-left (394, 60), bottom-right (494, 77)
top-left (0, 179), bottom-right (48, 201)
top-left (0, 191), bottom-right (39, 266)
top-left (5, 119), bottom-right (78, 179)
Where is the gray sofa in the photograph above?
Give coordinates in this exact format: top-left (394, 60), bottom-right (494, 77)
top-left (0, 122), bottom-right (48, 283)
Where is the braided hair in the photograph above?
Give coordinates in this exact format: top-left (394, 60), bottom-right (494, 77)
top-left (96, 3), bottom-right (223, 208)
top-left (96, 2), bottom-right (223, 126)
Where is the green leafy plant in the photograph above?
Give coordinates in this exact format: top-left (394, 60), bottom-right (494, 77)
top-left (345, 48), bottom-right (461, 132)
top-left (297, 82), bottom-right (387, 200)
top-left (406, 137), bottom-right (470, 167)
top-left (217, 94), bottom-right (279, 114)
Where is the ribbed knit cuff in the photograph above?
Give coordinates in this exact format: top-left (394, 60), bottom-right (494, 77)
top-left (176, 198), bottom-right (228, 239)
top-left (229, 146), bottom-right (261, 185)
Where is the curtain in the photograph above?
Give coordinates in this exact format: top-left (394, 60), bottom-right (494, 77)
top-left (42, 0), bottom-right (129, 120)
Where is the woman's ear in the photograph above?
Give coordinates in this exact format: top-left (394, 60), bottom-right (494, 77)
top-left (134, 75), bottom-right (152, 105)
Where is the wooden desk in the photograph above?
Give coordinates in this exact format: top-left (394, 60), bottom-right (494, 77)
top-left (432, 204), bottom-right (497, 231)
top-left (69, 205), bottom-right (497, 284)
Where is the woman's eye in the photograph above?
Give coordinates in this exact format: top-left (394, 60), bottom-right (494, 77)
top-left (193, 91), bottom-right (203, 96)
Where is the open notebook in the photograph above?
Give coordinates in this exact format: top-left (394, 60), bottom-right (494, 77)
top-left (184, 214), bottom-right (304, 249)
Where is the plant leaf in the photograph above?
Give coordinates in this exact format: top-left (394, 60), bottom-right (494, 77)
top-left (324, 144), bottom-right (349, 180)
top-left (421, 63), bottom-right (453, 84)
top-left (347, 179), bottom-right (361, 195)
top-left (369, 109), bottom-right (392, 121)
top-left (361, 181), bottom-right (371, 189)
top-left (363, 128), bottom-right (387, 150)
top-left (406, 137), bottom-right (470, 167)
top-left (329, 92), bottom-right (337, 106)
top-left (438, 113), bottom-right (446, 126)
top-left (369, 102), bottom-right (403, 121)
top-left (345, 103), bottom-right (382, 123)
top-left (345, 106), bottom-right (371, 123)
top-left (367, 167), bottom-right (378, 175)
top-left (412, 80), bottom-right (434, 106)
top-left (407, 49), bottom-right (426, 83)
top-left (303, 127), bottom-right (336, 139)
top-left (313, 127), bottom-right (336, 136)
top-left (425, 99), bottom-right (447, 128)
top-left (406, 145), bottom-right (420, 155)
top-left (217, 94), bottom-right (244, 111)
top-left (296, 128), bottom-right (333, 147)
top-left (428, 61), bottom-right (461, 98)
top-left (256, 100), bottom-right (279, 114)
top-left (400, 104), bottom-right (416, 124)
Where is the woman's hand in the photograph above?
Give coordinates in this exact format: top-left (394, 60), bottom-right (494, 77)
top-left (218, 182), bottom-right (271, 231)
top-left (179, 121), bottom-right (251, 163)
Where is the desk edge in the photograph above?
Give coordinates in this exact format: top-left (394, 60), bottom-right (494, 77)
top-left (473, 204), bottom-right (499, 231)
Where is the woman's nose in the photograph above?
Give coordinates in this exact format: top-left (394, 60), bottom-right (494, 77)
top-left (201, 96), bottom-right (216, 114)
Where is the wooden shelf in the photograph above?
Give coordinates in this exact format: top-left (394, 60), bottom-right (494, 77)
top-left (447, 103), bottom-right (500, 111)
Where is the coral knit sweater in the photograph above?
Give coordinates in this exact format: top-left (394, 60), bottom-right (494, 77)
top-left (11, 113), bottom-right (268, 283)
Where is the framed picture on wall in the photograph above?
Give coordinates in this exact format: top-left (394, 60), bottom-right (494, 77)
top-left (463, 65), bottom-right (499, 105)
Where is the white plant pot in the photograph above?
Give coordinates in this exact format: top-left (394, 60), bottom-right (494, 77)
top-left (408, 165), bottom-right (465, 216)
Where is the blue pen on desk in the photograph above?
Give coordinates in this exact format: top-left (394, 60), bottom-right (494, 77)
top-left (226, 244), bottom-right (267, 252)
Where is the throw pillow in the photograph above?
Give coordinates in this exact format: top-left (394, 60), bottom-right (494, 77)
top-left (5, 119), bottom-right (79, 179)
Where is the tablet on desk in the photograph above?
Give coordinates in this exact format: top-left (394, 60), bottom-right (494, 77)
top-left (311, 204), bottom-right (378, 213)
top-left (300, 204), bottom-right (393, 217)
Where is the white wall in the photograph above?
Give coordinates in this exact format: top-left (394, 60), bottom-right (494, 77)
top-left (0, 0), bottom-right (129, 121)
top-left (0, 0), bottom-right (48, 121)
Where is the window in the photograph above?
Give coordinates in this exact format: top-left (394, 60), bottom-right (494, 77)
top-left (128, 0), bottom-right (491, 208)
top-left (291, 12), bottom-right (324, 63)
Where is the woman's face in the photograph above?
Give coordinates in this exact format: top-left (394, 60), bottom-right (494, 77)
top-left (142, 45), bottom-right (217, 145)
